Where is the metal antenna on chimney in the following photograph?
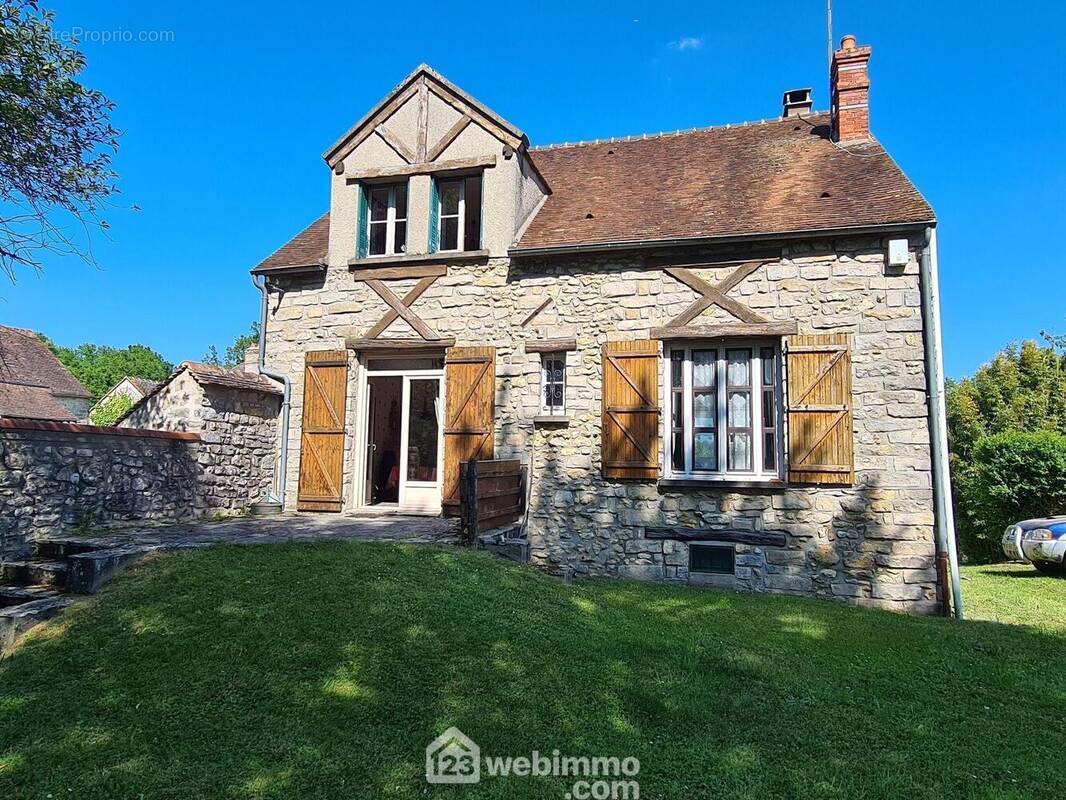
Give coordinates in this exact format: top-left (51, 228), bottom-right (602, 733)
top-left (826, 0), bottom-right (833, 66)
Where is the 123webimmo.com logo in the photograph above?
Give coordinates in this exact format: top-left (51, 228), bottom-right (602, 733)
top-left (426, 727), bottom-right (640, 798)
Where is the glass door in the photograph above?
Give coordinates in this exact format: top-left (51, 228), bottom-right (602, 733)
top-left (398, 376), bottom-right (443, 512)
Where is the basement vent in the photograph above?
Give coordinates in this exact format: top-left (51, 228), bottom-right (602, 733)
top-left (689, 544), bottom-right (735, 575)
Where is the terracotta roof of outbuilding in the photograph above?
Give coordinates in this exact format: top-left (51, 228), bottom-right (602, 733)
top-left (183, 363), bottom-right (283, 394)
top-left (125, 376), bottom-right (162, 396)
top-left (0, 382), bottom-right (77, 421)
top-left (0, 325), bottom-right (91, 399)
top-left (516, 113), bottom-right (934, 251)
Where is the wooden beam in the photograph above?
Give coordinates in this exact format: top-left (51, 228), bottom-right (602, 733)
top-left (344, 155), bottom-right (497, 182)
top-left (373, 125), bottom-right (416, 164)
top-left (351, 264), bottom-right (447, 281)
top-left (426, 115), bottom-right (472, 162)
top-left (644, 527), bottom-right (788, 547)
top-left (664, 267), bottom-right (767, 325)
top-left (345, 337), bottom-right (455, 351)
top-left (523, 338), bottom-right (578, 353)
top-left (364, 276), bottom-right (437, 339)
top-left (415, 78), bottom-right (429, 161)
top-left (427, 86), bottom-right (523, 149)
top-left (650, 322), bottom-right (799, 339)
top-left (327, 82), bottom-right (419, 168)
top-left (519, 297), bottom-right (553, 328)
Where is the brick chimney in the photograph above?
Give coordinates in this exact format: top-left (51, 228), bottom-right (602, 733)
top-left (830, 34), bottom-right (872, 143)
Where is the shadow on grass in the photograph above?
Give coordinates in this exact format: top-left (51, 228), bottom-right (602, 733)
top-left (1, 541), bottom-right (1064, 800)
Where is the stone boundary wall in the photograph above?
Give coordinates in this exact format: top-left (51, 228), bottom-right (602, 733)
top-left (0, 418), bottom-right (263, 558)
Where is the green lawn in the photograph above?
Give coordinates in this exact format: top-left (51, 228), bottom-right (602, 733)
top-left (962, 562), bottom-right (1066, 631)
top-left (1, 542), bottom-right (1063, 800)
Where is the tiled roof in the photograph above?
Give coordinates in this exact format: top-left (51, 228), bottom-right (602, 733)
top-left (252, 213), bottom-right (329, 273)
top-left (126, 376), bottom-right (162, 396)
top-left (517, 113), bottom-right (933, 251)
top-left (184, 363), bottom-right (283, 395)
top-left (0, 382), bottom-right (77, 421)
top-left (0, 325), bottom-right (91, 400)
top-left (253, 113), bottom-right (934, 268)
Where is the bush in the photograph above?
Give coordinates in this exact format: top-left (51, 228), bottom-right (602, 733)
top-left (89, 393), bottom-right (133, 427)
top-left (956, 431), bottom-right (1066, 561)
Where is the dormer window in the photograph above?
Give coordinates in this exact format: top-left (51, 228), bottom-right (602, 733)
top-left (366, 182), bottom-right (408, 256)
top-left (433, 174), bottom-right (482, 252)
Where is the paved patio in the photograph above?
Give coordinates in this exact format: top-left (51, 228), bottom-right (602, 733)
top-left (57, 513), bottom-right (461, 551)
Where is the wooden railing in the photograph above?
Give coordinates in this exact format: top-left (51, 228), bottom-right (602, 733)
top-left (459, 458), bottom-right (526, 543)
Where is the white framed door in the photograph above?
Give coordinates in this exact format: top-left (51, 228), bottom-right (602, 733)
top-left (356, 359), bottom-right (444, 513)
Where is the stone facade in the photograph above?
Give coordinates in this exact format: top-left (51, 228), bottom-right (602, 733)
top-left (0, 423), bottom-right (201, 558)
top-left (264, 232), bottom-right (940, 614)
top-left (122, 370), bottom-right (280, 512)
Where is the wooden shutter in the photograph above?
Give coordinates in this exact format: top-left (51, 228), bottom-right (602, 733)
top-left (442, 346), bottom-right (495, 514)
top-left (427, 178), bottom-right (440, 253)
top-left (297, 350), bottom-right (348, 511)
top-left (602, 340), bottom-right (660, 480)
top-left (786, 333), bottom-right (854, 485)
top-left (356, 184), bottom-right (369, 259)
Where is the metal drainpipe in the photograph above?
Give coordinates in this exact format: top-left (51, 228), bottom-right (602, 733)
top-left (252, 274), bottom-right (292, 508)
top-left (918, 227), bottom-right (964, 619)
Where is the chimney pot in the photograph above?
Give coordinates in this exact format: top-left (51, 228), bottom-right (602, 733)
top-left (840, 34), bottom-right (857, 51)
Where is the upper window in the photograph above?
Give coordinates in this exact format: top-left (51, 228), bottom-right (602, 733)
top-left (437, 174), bottom-right (482, 252)
top-left (367, 182), bottom-right (407, 256)
top-left (665, 342), bottom-right (782, 480)
top-left (541, 353), bottom-right (567, 416)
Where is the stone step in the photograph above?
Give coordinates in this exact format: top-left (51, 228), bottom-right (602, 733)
top-left (32, 538), bottom-right (100, 560)
top-left (0, 560), bottom-right (69, 589)
top-left (0, 585), bottom-right (62, 607)
top-left (0, 594), bottom-right (75, 652)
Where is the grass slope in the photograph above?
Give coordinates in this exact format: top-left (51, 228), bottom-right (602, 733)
top-left (1, 542), bottom-right (1063, 799)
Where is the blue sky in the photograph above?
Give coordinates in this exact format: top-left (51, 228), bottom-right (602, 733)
top-left (2, 0), bottom-right (1064, 377)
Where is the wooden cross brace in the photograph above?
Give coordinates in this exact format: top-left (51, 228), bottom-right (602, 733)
top-left (362, 276), bottom-right (441, 340)
top-left (664, 261), bottom-right (768, 327)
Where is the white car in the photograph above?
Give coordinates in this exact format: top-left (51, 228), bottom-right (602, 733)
top-left (1002, 517), bottom-right (1066, 573)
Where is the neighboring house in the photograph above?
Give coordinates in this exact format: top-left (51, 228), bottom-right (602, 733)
top-left (119, 360), bottom-right (283, 510)
top-left (0, 325), bottom-right (92, 422)
top-left (92, 376), bottom-right (162, 414)
top-left (251, 36), bottom-right (954, 613)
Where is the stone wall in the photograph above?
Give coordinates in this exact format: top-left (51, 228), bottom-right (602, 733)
top-left (0, 421), bottom-right (202, 557)
top-left (197, 386), bottom-right (279, 510)
top-left (263, 232), bottom-right (940, 613)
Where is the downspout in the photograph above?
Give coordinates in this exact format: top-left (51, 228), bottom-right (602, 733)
top-left (252, 274), bottom-right (292, 508)
top-left (918, 226), bottom-right (964, 619)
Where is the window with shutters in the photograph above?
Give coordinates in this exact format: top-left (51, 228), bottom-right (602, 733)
top-left (435, 174), bottom-right (482, 252)
top-left (366, 182), bottom-right (408, 256)
top-left (664, 341), bottom-right (783, 481)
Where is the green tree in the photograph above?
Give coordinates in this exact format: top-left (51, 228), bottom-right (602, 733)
top-left (947, 338), bottom-right (1066, 560)
top-left (0, 1), bottom-right (121, 282)
top-left (89, 392), bottom-right (133, 426)
top-left (203, 322), bottom-right (259, 369)
top-left (957, 431), bottom-right (1066, 561)
top-left (39, 335), bottom-right (172, 402)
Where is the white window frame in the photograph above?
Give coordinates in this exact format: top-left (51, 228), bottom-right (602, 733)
top-left (367, 182), bottom-right (408, 256)
top-left (540, 352), bottom-right (567, 416)
top-left (437, 178), bottom-right (465, 252)
top-left (663, 340), bottom-right (784, 482)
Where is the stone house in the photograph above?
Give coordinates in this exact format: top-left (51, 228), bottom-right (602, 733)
top-left (92, 376), bottom-right (162, 415)
top-left (0, 325), bottom-right (92, 423)
top-left (120, 360), bottom-right (282, 512)
top-left (250, 35), bottom-right (958, 614)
